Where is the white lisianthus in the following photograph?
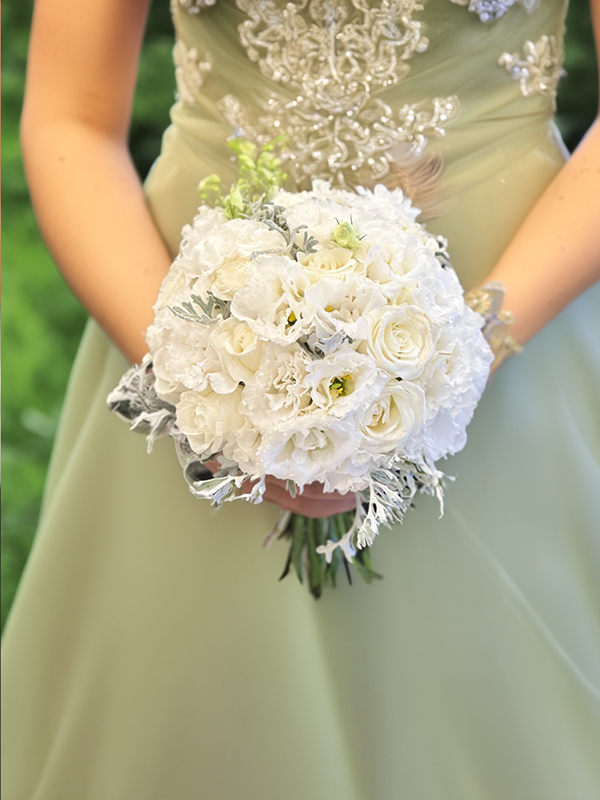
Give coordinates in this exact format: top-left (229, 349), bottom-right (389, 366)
top-left (362, 305), bottom-right (438, 380)
top-left (363, 237), bottom-right (439, 293)
top-left (258, 418), bottom-right (360, 491)
top-left (303, 349), bottom-right (387, 419)
top-left (231, 257), bottom-right (310, 344)
top-left (303, 276), bottom-right (386, 342)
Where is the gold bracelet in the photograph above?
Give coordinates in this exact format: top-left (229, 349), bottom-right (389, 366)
top-left (464, 281), bottom-right (523, 369)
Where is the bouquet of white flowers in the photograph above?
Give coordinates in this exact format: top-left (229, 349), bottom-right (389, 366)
top-left (108, 140), bottom-right (493, 597)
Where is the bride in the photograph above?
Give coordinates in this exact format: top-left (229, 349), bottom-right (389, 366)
top-left (3, 0), bottom-right (600, 797)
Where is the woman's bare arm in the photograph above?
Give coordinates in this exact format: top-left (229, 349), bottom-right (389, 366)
top-left (21, 0), bottom-right (171, 365)
top-left (484, 0), bottom-right (600, 349)
top-left (21, 0), bottom-right (354, 516)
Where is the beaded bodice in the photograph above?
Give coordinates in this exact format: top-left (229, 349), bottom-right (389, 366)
top-left (165, 0), bottom-right (567, 219)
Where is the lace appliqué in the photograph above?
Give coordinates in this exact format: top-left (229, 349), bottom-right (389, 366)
top-left (177, 0), bottom-right (217, 12)
top-left (218, 0), bottom-right (459, 217)
top-left (498, 36), bottom-right (565, 106)
top-left (448, 0), bottom-right (539, 22)
top-left (173, 40), bottom-right (212, 107)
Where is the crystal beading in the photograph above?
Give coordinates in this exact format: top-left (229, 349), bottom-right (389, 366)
top-left (498, 35), bottom-right (565, 107)
top-left (448, 0), bottom-right (539, 22)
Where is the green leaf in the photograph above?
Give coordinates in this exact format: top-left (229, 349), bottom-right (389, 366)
top-left (305, 517), bottom-right (323, 599)
top-left (291, 514), bottom-right (305, 584)
top-left (198, 174), bottom-right (222, 201)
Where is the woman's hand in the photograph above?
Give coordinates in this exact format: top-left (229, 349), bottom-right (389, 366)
top-left (261, 476), bottom-right (357, 518)
top-left (204, 460), bottom-right (356, 517)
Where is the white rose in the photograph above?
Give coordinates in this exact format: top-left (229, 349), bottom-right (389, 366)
top-left (207, 317), bottom-right (264, 393)
top-left (359, 379), bottom-right (426, 454)
top-left (362, 305), bottom-right (437, 380)
top-left (210, 258), bottom-right (248, 301)
top-left (176, 387), bottom-right (244, 457)
top-left (297, 245), bottom-right (365, 282)
top-left (151, 263), bottom-right (190, 316)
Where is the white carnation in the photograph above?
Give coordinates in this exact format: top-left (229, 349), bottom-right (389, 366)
top-left (182, 215), bottom-right (283, 300)
top-left (176, 387), bottom-right (244, 458)
top-left (242, 344), bottom-right (312, 430)
top-left (147, 319), bottom-right (213, 402)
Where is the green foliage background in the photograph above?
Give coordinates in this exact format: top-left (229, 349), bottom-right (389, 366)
top-left (1, 0), bottom-right (598, 630)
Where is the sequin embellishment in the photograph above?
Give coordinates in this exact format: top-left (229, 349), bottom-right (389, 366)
top-left (498, 36), bottom-right (565, 106)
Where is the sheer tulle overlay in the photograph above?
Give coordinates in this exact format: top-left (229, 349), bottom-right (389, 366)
top-left (3, 1), bottom-right (600, 798)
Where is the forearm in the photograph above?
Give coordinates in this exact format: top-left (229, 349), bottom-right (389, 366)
top-left (485, 118), bottom-right (600, 348)
top-left (21, 120), bottom-right (171, 365)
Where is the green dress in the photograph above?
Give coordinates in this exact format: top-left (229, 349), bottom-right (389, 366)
top-left (3, 1), bottom-right (600, 798)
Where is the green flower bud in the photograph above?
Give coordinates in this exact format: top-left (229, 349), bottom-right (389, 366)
top-left (332, 221), bottom-right (362, 250)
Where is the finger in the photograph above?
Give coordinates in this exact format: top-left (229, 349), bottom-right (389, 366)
top-left (263, 486), bottom-right (356, 517)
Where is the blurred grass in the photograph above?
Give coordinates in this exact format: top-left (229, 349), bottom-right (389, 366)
top-left (1, 0), bottom-right (598, 631)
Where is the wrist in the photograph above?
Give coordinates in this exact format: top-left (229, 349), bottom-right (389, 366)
top-left (465, 282), bottom-right (523, 371)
